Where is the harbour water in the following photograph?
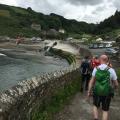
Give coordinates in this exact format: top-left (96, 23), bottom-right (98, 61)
top-left (0, 53), bottom-right (68, 91)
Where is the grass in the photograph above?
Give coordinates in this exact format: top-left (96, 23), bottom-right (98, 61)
top-left (0, 10), bottom-right (10, 17)
top-left (10, 7), bottom-right (29, 15)
top-left (116, 68), bottom-right (120, 95)
top-left (31, 76), bottom-right (81, 120)
top-left (116, 68), bottom-right (120, 81)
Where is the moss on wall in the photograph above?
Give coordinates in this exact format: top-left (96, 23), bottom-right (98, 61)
top-left (49, 48), bottom-right (76, 65)
top-left (31, 75), bottom-right (81, 120)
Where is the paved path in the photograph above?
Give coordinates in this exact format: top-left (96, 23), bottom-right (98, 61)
top-left (55, 93), bottom-right (120, 120)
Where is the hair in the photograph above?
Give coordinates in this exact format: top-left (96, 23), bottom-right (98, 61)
top-left (107, 57), bottom-right (112, 67)
top-left (85, 56), bottom-right (89, 59)
top-left (100, 55), bottom-right (109, 63)
top-left (95, 56), bottom-right (98, 59)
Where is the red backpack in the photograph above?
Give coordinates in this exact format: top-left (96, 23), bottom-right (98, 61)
top-left (91, 59), bottom-right (100, 69)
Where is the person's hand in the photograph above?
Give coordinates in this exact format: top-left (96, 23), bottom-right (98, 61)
top-left (85, 91), bottom-right (91, 102)
top-left (87, 90), bottom-right (92, 98)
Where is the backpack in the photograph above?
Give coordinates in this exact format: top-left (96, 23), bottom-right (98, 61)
top-left (81, 61), bottom-right (90, 74)
top-left (94, 67), bottom-right (114, 96)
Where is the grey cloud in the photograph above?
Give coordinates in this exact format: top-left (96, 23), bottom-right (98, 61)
top-left (17, 0), bottom-right (65, 15)
top-left (113, 0), bottom-right (120, 10)
top-left (66, 0), bottom-right (103, 5)
top-left (0, 0), bottom-right (117, 23)
top-left (17, 0), bottom-right (50, 14)
top-left (92, 5), bottom-right (105, 15)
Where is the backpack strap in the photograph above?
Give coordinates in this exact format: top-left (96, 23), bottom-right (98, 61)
top-left (105, 66), bottom-right (110, 71)
top-left (96, 66), bottom-right (100, 71)
top-left (96, 66), bottom-right (110, 72)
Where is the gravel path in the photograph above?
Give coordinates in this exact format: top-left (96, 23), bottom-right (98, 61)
top-left (54, 46), bottom-right (120, 120)
top-left (55, 93), bottom-right (120, 120)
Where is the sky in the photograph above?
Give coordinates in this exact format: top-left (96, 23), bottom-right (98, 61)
top-left (0, 0), bottom-right (119, 23)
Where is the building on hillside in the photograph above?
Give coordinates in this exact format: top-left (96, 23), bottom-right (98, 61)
top-left (59, 29), bottom-right (65, 34)
top-left (47, 29), bottom-right (59, 36)
top-left (96, 38), bottom-right (103, 42)
top-left (31, 23), bottom-right (41, 31)
top-left (82, 38), bottom-right (88, 42)
top-left (66, 37), bottom-right (73, 41)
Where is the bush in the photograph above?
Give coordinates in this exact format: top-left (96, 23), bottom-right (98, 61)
top-left (116, 68), bottom-right (120, 81)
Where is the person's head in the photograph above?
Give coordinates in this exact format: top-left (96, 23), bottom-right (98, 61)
top-left (99, 55), bottom-right (109, 64)
top-left (95, 55), bottom-right (99, 59)
top-left (85, 56), bottom-right (89, 60)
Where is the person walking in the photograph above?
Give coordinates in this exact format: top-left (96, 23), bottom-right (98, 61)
top-left (91, 55), bottom-right (100, 70)
top-left (87, 55), bottom-right (119, 120)
top-left (80, 56), bottom-right (91, 92)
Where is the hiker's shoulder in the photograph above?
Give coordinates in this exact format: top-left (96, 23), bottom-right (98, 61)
top-left (97, 64), bottom-right (106, 69)
top-left (109, 67), bottom-right (116, 73)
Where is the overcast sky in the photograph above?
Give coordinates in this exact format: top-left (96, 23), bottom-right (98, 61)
top-left (0, 0), bottom-right (119, 23)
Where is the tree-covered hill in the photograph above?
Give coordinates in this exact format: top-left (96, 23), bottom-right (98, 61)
top-left (95, 10), bottom-right (120, 34)
top-left (0, 4), bottom-right (95, 38)
top-left (0, 3), bottom-right (120, 38)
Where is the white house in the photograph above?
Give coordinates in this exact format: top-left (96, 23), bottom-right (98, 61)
top-left (96, 38), bottom-right (103, 42)
top-left (59, 29), bottom-right (65, 34)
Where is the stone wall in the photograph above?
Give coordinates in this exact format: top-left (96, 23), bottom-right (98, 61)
top-left (0, 67), bottom-right (80, 120)
top-left (68, 42), bottom-right (92, 58)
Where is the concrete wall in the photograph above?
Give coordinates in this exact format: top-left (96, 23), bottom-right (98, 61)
top-left (0, 67), bottom-right (80, 120)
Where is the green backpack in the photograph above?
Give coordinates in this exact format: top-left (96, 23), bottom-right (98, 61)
top-left (94, 67), bottom-right (113, 96)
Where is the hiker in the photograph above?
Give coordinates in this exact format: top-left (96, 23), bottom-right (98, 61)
top-left (16, 35), bottom-right (23, 45)
top-left (91, 56), bottom-right (100, 70)
top-left (80, 56), bottom-right (91, 92)
top-left (87, 55), bottom-right (119, 120)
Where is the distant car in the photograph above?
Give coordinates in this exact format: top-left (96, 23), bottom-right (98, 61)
top-left (99, 44), bottom-right (104, 48)
top-left (31, 37), bottom-right (42, 43)
top-left (114, 47), bottom-right (119, 51)
top-left (36, 37), bottom-right (42, 42)
top-left (89, 44), bottom-right (98, 49)
top-left (105, 48), bottom-right (118, 55)
top-left (89, 44), bottom-right (94, 48)
top-left (105, 43), bottom-right (112, 48)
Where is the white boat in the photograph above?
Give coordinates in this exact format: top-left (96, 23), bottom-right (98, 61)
top-left (0, 53), bottom-right (6, 56)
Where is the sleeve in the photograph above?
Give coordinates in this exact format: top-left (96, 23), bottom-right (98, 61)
top-left (111, 69), bottom-right (117, 81)
top-left (92, 68), bottom-right (97, 77)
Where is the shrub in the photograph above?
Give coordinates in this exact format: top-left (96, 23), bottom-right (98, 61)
top-left (116, 68), bottom-right (120, 81)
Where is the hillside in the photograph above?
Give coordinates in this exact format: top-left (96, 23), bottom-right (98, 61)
top-left (0, 4), bottom-right (95, 38)
top-left (0, 4), bottom-right (120, 39)
top-left (95, 10), bottom-right (120, 34)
